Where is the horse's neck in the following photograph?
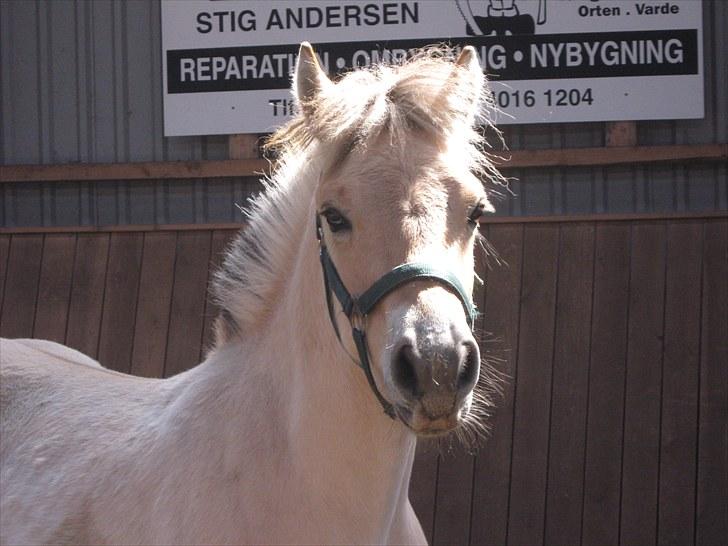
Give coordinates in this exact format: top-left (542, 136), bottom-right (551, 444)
top-left (275, 219), bottom-right (417, 522)
top-left (176, 166), bottom-right (416, 533)
top-left (265, 201), bottom-right (416, 522)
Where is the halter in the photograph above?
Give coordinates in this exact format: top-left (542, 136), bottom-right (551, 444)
top-left (316, 215), bottom-right (478, 419)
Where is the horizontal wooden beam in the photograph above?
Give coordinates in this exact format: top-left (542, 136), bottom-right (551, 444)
top-left (0, 158), bottom-right (268, 183)
top-left (2, 211), bottom-right (725, 235)
top-left (490, 143), bottom-right (728, 169)
top-left (0, 223), bottom-right (244, 234)
top-left (1, 144), bottom-right (726, 183)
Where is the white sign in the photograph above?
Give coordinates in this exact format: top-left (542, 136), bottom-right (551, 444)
top-left (161, 0), bottom-right (704, 136)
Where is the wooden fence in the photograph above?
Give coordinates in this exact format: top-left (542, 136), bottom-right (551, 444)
top-left (1, 217), bottom-right (726, 546)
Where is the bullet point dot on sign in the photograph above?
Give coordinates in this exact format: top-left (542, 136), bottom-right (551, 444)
top-left (513, 51), bottom-right (524, 62)
top-left (336, 57), bottom-right (346, 69)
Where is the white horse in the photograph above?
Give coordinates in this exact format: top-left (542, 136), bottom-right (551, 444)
top-left (0, 43), bottom-right (502, 545)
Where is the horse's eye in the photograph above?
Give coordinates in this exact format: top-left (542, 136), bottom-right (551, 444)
top-left (321, 208), bottom-right (351, 233)
top-left (468, 202), bottom-right (487, 226)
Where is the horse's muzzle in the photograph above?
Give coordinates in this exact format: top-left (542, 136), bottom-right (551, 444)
top-left (389, 327), bottom-right (480, 435)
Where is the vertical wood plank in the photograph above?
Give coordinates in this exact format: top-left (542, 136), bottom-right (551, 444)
top-left (696, 219), bottom-right (728, 545)
top-left (657, 221), bottom-right (703, 545)
top-left (620, 222), bottom-right (667, 546)
top-left (430, 224), bottom-right (500, 545)
top-left (0, 236), bottom-right (11, 310)
top-left (506, 224), bottom-right (559, 546)
top-left (163, 231), bottom-right (212, 377)
top-left (65, 233), bottom-right (110, 358)
top-left (199, 229), bottom-right (237, 360)
top-left (129, 232), bottom-right (177, 378)
top-left (470, 224), bottom-right (524, 546)
top-left (228, 134), bottom-right (260, 159)
top-left (97, 233), bottom-right (143, 372)
top-left (0, 234), bottom-right (43, 338)
top-left (605, 121), bottom-right (637, 147)
top-left (410, 441), bottom-right (439, 544)
top-left (581, 223), bottom-right (631, 546)
top-left (432, 447), bottom-right (474, 546)
top-left (544, 223), bottom-right (595, 545)
top-left (33, 234), bottom-right (76, 343)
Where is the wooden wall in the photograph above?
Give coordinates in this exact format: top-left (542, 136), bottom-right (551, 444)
top-left (1, 218), bottom-right (726, 546)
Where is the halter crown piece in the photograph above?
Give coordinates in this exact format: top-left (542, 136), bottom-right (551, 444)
top-left (315, 215), bottom-right (478, 419)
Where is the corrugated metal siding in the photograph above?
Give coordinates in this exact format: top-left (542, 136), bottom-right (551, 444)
top-left (0, 177), bottom-right (261, 227)
top-left (0, 0), bottom-right (230, 164)
top-left (2, 162), bottom-right (725, 229)
top-left (1, 0), bottom-right (726, 227)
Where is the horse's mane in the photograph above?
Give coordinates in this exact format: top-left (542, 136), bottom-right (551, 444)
top-left (211, 46), bottom-right (503, 346)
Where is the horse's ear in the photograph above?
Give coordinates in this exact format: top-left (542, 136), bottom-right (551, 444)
top-left (455, 46), bottom-right (480, 72)
top-left (454, 46), bottom-right (485, 124)
top-left (294, 42), bottom-right (330, 114)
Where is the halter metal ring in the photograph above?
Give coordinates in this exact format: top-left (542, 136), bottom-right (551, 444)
top-left (350, 306), bottom-right (365, 331)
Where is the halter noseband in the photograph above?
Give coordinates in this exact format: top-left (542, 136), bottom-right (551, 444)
top-left (316, 215), bottom-right (478, 419)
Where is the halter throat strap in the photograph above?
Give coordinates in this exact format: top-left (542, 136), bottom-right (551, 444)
top-left (315, 215), bottom-right (478, 419)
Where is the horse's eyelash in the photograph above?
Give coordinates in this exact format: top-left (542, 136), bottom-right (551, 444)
top-left (468, 202), bottom-right (486, 223)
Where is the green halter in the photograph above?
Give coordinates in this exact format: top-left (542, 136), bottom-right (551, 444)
top-left (315, 215), bottom-right (478, 418)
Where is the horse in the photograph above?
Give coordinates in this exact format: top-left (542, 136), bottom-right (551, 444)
top-left (0, 42), bottom-right (503, 545)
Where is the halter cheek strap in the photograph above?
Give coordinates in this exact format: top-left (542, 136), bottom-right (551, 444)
top-left (316, 215), bottom-right (478, 419)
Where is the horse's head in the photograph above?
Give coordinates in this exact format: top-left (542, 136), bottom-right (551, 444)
top-left (291, 43), bottom-right (500, 438)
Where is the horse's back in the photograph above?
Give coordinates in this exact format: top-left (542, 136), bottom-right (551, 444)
top-left (0, 338), bottom-right (166, 545)
top-left (0, 338), bottom-right (133, 425)
top-left (2, 338), bottom-right (91, 423)
top-left (1, 337), bottom-right (102, 372)
top-left (0, 337), bottom-right (165, 457)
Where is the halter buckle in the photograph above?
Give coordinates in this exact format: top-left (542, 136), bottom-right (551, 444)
top-left (350, 302), bottom-right (366, 331)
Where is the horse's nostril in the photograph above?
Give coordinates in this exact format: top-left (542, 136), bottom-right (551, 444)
top-left (457, 341), bottom-right (480, 392)
top-left (393, 345), bottom-right (420, 398)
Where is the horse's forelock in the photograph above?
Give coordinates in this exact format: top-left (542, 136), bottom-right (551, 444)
top-left (269, 47), bottom-right (495, 163)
